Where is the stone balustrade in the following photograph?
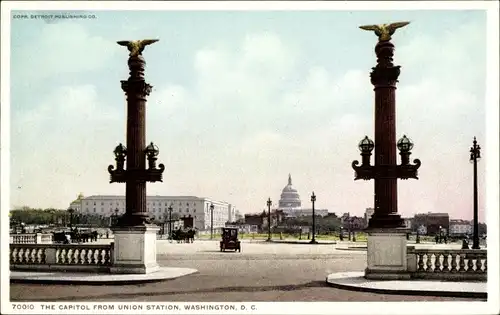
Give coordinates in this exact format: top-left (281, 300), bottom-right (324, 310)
top-left (407, 246), bottom-right (487, 281)
top-left (10, 243), bottom-right (114, 273)
top-left (10, 233), bottom-right (53, 244)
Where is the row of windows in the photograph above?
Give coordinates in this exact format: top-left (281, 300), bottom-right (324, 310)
top-left (85, 207), bottom-right (197, 213)
top-left (85, 208), bottom-right (224, 221)
top-left (84, 200), bottom-right (202, 207)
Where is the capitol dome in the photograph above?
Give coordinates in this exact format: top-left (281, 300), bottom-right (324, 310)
top-left (279, 174), bottom-right (301, 208)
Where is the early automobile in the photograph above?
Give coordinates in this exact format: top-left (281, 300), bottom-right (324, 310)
top-left (220, 227), bottom-right (241, 252)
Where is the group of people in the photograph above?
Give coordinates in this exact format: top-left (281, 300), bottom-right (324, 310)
top-left (53, 228), bottom-right (99, 244)
top-left (171, 227), bottom-right (197, 243)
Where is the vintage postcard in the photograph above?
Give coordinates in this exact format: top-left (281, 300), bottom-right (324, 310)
top-left (1, 1), bottom-right (499, 315)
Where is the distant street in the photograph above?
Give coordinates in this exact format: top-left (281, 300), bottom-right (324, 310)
top-left (10, 241), bottom-right (484, 302)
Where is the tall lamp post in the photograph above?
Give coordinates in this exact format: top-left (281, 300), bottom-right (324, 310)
top-left (352, 22), bottom-right (421, 280)
top-left (210, 203), bottom-right (214, 239)
top-left (310, 192), bottom-right (317, 244)
top-left (112, 208), bottom-right (119, 226)
top-left (68, 208), bottom-right (75, 231)
top-left (470, 137), bottom-right (481, 249)
top-left (266, 198), bottom-right (272, 242)
top-left (168, 203), bottom-right (173, 240)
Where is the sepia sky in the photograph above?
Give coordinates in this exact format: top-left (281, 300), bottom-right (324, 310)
top-left (8, 7), bottom-right (489, 220)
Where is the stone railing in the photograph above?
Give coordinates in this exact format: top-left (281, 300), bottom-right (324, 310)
top-left (407, 247), bottom-right (487, 281)
top-left (10, 243), bottom-right (114, 272)
top-left (10, 233), bottom-right (53, 244)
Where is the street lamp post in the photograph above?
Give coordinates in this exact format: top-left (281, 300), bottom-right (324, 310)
top-left (470, 137), bottom-right (481, 249)
top-left (352, 23), bottom-right (421, 230)
top-left (347, 213), bottom-right (351, 241)
top-left (113, 208), bottom-right (119, 226)
top-left (68, 208), bottom-right (75, 231)
top-left (266, 198), bottom-right (272, 242)
top-left (210, 203), bottom-right (214, 239)
top-left (310, 192), bottom-right (317, 244)
top-left (168, 203), bottom-right (173, 240)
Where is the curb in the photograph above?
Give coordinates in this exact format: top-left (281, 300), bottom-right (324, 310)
top-left (336, 246), bottom-right (367, 251)
top-left (270, 240), bottom-right (337, 245)
top-left (10, 267), bottom-right (199, 286)
top-left (325, 272), bottom-right (487, 299)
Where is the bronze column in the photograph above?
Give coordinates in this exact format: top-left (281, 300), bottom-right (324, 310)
top-left (123, 55), bottom-right (150, 225)
top-left (108, 40), bottom-right (165, 227)
top-left (370, 41), bottom-right (403, 228)
top-left (352, 22), bottom-right (421, 229)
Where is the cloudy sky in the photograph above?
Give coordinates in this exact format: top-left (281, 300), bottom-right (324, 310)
top-left (8, 7), bottom-right (490, 220)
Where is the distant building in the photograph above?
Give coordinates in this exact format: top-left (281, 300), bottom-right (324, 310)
top-left (449, 219), bottom-right (473, 236)
top-left (69, 194), bottom-right (236, 231)
top-left (417, 224), bottom-right (427, 235)
top-left (412, 212), bottom-right (449, 235)
top-left (69, 193), bottom-right (85, 212)
top-left (341, 213), bottom-right (365, 231)
top-left (277, 174), bottom-right (329, 218)
top-left (244, 213), bottom-right (265, 232)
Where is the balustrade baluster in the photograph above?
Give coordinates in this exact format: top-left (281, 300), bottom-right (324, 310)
top-left (67, 248), bottom-right (72, 264)
top-left (90, 249), bottom-right (97, 264)
top-left (450, 253), bottom-right (458, 272)
top-left (417, 253), bottom-right (425, 271)
top-left (11, 248), bottom-right (17, 264)
top-left (32, 248), bottom-right (37, 263)
top-left (72, 249), bottom-right (79, 264)
top-left (18, 248), bottom-right (24, 263)
top-left (475, 257), bottom-right (482, 273)
top-left (79, 249), bottom-right (86, 264)
top-left (60, 249), bottom-right (67, 264)
top-left (40, 248), bottom-right (46, 264)
top-left (85, 249), bottom-right (92, 264)
top-left (55, 248), bottom-right (60, 263)
top-left (442, 253), bottom-right (449, 272)
top-left (426, 254), bottom-right (433, 272)
top-left (434, 253), bottom-right (441, 272)
top-left (467, 255), bottom-right (475, 272)
top-left (458, 254), bottom-right (466, 272)
top-left (104, 249), bottom-right (110, 265)
top-left (24, 248), bottom-right (30, 264)
top-left (96, 249), bottom-right (103, 265)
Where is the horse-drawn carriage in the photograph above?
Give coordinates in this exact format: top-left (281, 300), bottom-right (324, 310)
top-left (220, 227), bottom-right (241, 252)
top-left (52, 229), bottom-right (98, 244)
top-left (171, 228), bottom-right (196, 243)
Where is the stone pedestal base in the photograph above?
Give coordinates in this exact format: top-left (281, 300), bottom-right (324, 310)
top-left (110, 225), bottom-right (160, 274)
top-left (365, 228), bottom-right (410, 280)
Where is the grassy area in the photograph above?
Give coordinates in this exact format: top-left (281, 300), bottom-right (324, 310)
top-left (198, 232), bottom-right (369, 241)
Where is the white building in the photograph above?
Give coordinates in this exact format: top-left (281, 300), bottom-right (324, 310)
top-left (449, 219), bottom-right (473, 236)
top-left (69, 194), bottom-right (236, 231)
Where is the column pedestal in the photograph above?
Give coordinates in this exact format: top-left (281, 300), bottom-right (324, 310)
top-left (365, 228), bottom-right (410, 280)
top-left (110, 225), bottom-right (160, 274)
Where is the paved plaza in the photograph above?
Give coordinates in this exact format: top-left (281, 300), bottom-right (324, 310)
top-left (10, 241), bottom-right (486, 302)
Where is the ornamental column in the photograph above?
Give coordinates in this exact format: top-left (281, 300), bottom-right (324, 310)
top-left (352, 22), bottom-right (421, 280)
top-left (108, 39), bottom-right (164, 274)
